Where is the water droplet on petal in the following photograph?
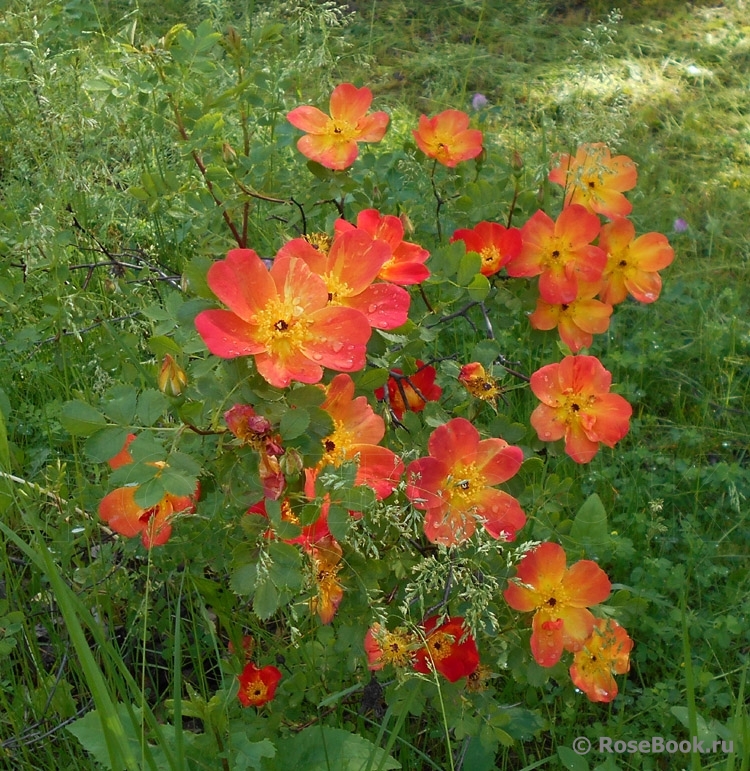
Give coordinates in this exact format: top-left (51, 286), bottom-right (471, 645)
top-left (331, 340), bottom-right (343, 353)
top-left (312, 353), bottom-right (323, 362)
top-left (367, 304), bottom-right (378, 314)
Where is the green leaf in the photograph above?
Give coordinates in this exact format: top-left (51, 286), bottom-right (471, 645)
top-left (60, 401), bottom-right (108, 436)
top-left (567, 493), bottom-right (611, 557)
top-left (101, 386), bottom-right (138, 425)
top-left (279, 408), bottom-right (310, 441)
top-left (230, 731), bottom-right (276, 771)
top-left (327, 505), bottom-right (350, 542)
top-left (230, 563), bottom-right (257, 596)
top-left (138, 390), bottom-right (169, 426)
top-left (253, 580), bottom-right (279, 620)
top-left (274, 726), bottom-right (400, 770)
top-left (354, 368), bottom-right (390, 391)
top-left (147, 336), bottom-right (183, 357)
top-left (134, 477), bottom-right (167, 509)
top-left (558, 746), bottom-right (590, 771)
top-left (84, 427), bottom-right (131, 464)
top-left (159, 467), bottom-right (198, 498)
top-left (457, 250), bottom-right (482, 286)
top-left (467, 272), bottom-right (491, 301)
top-left (287, 385), bottom-right (326, 408)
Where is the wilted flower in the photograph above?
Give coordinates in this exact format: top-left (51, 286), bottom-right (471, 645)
top-left (458, 362), bottom-right (503, 406)
top-left (413, 110), bottom-right (483, 167)
top-left (375, 361), bottom-right (442, 420)
top-left (237, 662), bottom-right (282, 708)
top-left (504, 542), bottom-right (612, 667)
top-left (286, 83), bottom-right (389, 171)
top-left (309, 536), bottom-right (344, 624)
top-left (570, 618), bottom-right (633, 702)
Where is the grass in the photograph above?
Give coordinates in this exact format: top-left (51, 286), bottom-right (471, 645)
top-left (1, 0), bottom-right (749, 769)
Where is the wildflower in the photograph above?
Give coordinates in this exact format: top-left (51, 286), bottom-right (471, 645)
top-left (450, 221), bottom-right (523, 278)
top-left (529, 281), bottom-right (613, 353)
top-left (598, 218), bottom-right (675, 305)
top-left (237, 661), bottom-right (282, 708)
top-left (508, 205), bottom-right (606, 305)
top-left (375, 360), bottom-right (442, 420)
top-left (405, 417), bottom-right (525, 546)
top-left (157, 354), bottom-right (187, 397)
top-left (228, 635), bottom-right (255, 661)
top-left (309, 536), bottom-right (344, 624)
top-left (278, 230), bottom-right (410, 330)
top-left (99, 436), bottom-right (198, 548)
top-left (503, 542), bottom-right (612, 667)
top-left (530, 355), bottom-right (632, 464)
top-left (673, 217), bottom-right (689, 233)
top-left (413, 616), bottom-right (480, 682)
top-left (194, 248), bottom-right (371, 388)
top-left (412, 110), bottom-right (483, 167)
top-left (364, 624), bottom-right (417, 670)
top-left (286, 83), bottom-right (389, 171)
top-left (318, 374), bottom-right (404, 500)
top-left (458, 362), bottom-right (503, 406)
top-left (549, 143), bottom-right (637, 219)
top-left (471, 93), bottom-right (489, 110)
top-left (570, 618), bottom-right (633, 702)
top-left (334, 209), bottom-right (430, 285)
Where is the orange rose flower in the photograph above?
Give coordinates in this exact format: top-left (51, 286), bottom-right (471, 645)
top-left (450, 221), bottom-right (523, 277)
top-left (194, 249), bottom-right (371, 388)
top-left (286, 83), bottom-right (389, 171)
top-left (508, 205), bottom-right (606, 304)
top-left (504, 542), bottom-right (612, 667)
top-left (530, 355), bottom-right (632, 464)
top-left (413, 616), bottom-right (480, 682)
top-left (570, 618), bottom-right (633, 702)
top-left (237, 661), bottom-right (282, 708)
top-left (598, 217), bottom-right (674, 305)
top-left (405, 417), bottom-right (525, 546)
top-left (413, 110), bottom-right (483, 167)
top-left (549, 143), bottom-right (637, 219)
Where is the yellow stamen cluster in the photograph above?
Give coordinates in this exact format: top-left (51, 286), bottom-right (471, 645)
top-left (304, 232), bottom-right (332, 253)
top-left (254, 297), bottom-right (313, 354)
top-left (320, 420), bottom-right (355, 467)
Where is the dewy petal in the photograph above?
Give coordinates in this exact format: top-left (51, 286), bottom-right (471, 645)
top-left (254, 349), bottom-right (323, 389)
top-left (277, 237), bottom-right (328, 276)
top-left (297, 133), bottom-right (359, 171)
top-left (564, 419), bottom-right (601, 464)
top-left (405, 457), bottom-right (450, 511)
top-left (559, 355), bottom-right (612, 396)
top-left (424, 505), bottom-right (477, 546)
top-left (539, 261), bottom-right (578, 305)
top-left (271, 255), bottom-right (329, 311)
top-left (301, 307), bottom-right (371, 372)
top-left (207, 249), bottom-right (275, 322)
top-left (194, 309), bottom-right (267, 358)
top-left (630, 232), bottom-right (674, 271)
top-left (556, 204), bottom-right (601, 247)
top-left (343, 282), bottom-right (410, 330)
top-left (583, 393), bottom-right (632, 446)
top-left (558, 605), bottom-right (597, 651)
top-left (558, 315), bottom-right (593, 353)
top-left (563, 560), bottom-right (612, 607)
top-left (530, 362), bottom-right (563, 406)
top-left (504, 542), bottom-right (568, 612)
top-left (351, 444), bottom-right (404, 499)
top-left (427, 418), bottom-right (479, 469)
top-left (99, 486), bottom-right (145, 539)
top-left (474, 438), bottom-right (523, 485)
top-left (328, 230), bottom-right (391, 293)
top-left (287, 105), bottom-right (331, 133)
top-left (473, 487), bottom-right (526, 541)
top-left (329, 83), bottom-right (373, 123)
top-left (571, 299), bottom-right (613, 335)
top-left (530, 403), bottom-right (567, 443)
top-left (356, 111), bottom-right (390, 142)
top-left (531, 611), bottom-right (565, 667)
top-left (625, 270), bottom-right (663, 304)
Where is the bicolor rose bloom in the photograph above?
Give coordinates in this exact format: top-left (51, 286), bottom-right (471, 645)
top-left (194, 249), bottom-right (371, 388)
top-left (278, 230), bottom-right (410, 330)
top-left (405, 417), bottom-right (525, 546)
top-left (412, 110), bottom-right (483, 167)
top-left (334, 209), bottom-right (430, 285)
top-left (375, 360), bottom-right (442, 420)
top-left (570, 618), bottom-right (633, 702)
top-left (286, 83), bottom-right (389, 170)
top-left (529, 281), bottom-right (613, 353)
top-left (413, 616), bottom-right (480, 682)
top-left (598, 217), bottom-right (675, 305)
top-left (530, 355), bottom-right (632, 464)
top-left (237, 661), bottom-right (282, 708)
top-left (318, 373), bottom-right (404, 500)
top-left (549, 143), bottom-right (637, 219)
top-left (504, 542), bottom-right (612, 667)
top-left (247, 496), bottom-right (331, 553)
top-left (309, 536), bottom-right (344, 624)
top-left (450, 221), bottom-right (523, 277)
top-left (364, 623), bottom-right (417, 670)
top-left (508, 205), bottom-right (606, 305)
top-left (99, 435), bottom-right (198, 549)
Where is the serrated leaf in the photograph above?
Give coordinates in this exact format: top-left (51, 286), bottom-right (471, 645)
top-left (457, 251), bottom-right (482, 285)
top-left (134, 477), bottom-right (167, 508)
top-left (159, 467), bottom-right (198, 498)
top-left (467, 272), bottom-right (491, 301)
top-left (286, 385), bottom-right (325, 408)
top-left (147, 336), bottom-right (183, 357)
top-left (327, 505), bottom-right (350, 541)
top-left (558, 746), bottom-right (590, 771)
top-left (230, 732), bottom-right (276, 771)
top-left (60, 401), bottom-right (108, 436)
top-left (84, 428), bottom-right (131, 464)
top-left (354, 368), bottom-right (390, 390)
top-left (568, 493), bottom-right (611, 557)
top-left (230, 563), bottom-right (257, 596)
top-left (253, 580), bottom-right (279, 620)
top-left (101, 387), bottom-right (138, 425)
top-left (279, 408), bottom-right (310, 441)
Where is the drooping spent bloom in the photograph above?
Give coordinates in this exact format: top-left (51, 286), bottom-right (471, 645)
top-left (194, 249), bottom-right (371, 388)
top-left (529, 281), bottom-right (613, 353)
top-left (334, 209), bottom-right (430, 285)
top-left (530, 355), bottom-right (632, 464)
top-left (413, 616), bottom-right (480, 682)
top-left (598, 218), bottom-right (675, 305)
top-left (570, 618), bottom-right (633, 702)
top-left (237, 661), bottom-right (282, 708)
top-left (318, 373), bottom-right (404, 499)
top-left (157, 354), bottom-right (188, 397)
top-left (99, 436), bottom-right (198, 549)
top-left (450, 221), bottom-right (523, 277)
top-left (364, 623), bottom-right (417, 670)
top-left (549, 143), bottom-right (637, 219)
top-left (413, 110), bottom-right (483, 168)
top-left (405, 417), bottom-right (525, 546)
top-left (375, 360), bottom-right (442, 420)
top-left (503, 542), bottom-right (612, 667)
top-left (286, 83), bottom-right (389, 171)
top-left (309, 536), bottom-right (344, 624)
top-left (225, 404), bottom-right (285, 499)
top-left (458, 362), bottom-right (503, 406)
top-left (247, 496), bottom-right (331, 552)
top-left (508, 205), bottom-right (606, 305)
top-left (278, 230), bottom-right (410, 330)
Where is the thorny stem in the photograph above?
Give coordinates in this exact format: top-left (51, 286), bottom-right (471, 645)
top-left (506, 181), bottom-right (520, 228)
top-left (418, 283), bottom-right (435, 313)
top-left (429, 159), bottom-right (444, 242)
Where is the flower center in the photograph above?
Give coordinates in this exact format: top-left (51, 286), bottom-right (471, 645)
top-left (329, 119), bottom-right (358, 142)
top-left (446, 463), bottom-right (484, 507)
top-left (425, 631), bottom-right (454, 662)
top-left (255, 297), bottom-right (312, 354)
top-left (243, 680), bottom-right (268, 705)
top-left (321, 420), bottom-right (356, 466)
top-left (324, 273), bottom-right (354, 305)
top-left (480, 245), bottom-right (501, 269)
